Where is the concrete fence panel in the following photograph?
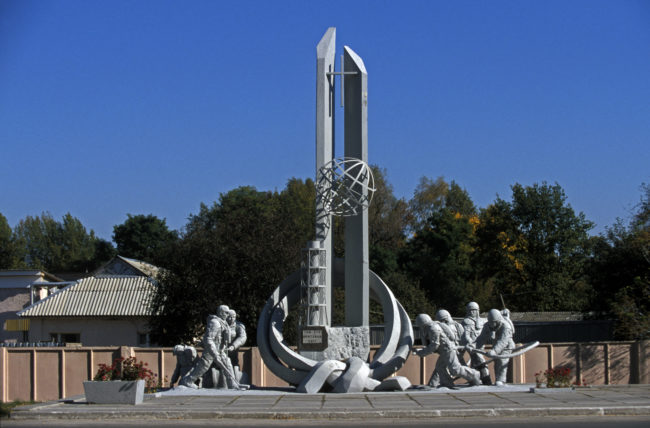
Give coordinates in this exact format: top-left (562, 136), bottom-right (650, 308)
top-left (6, 350), bottom-right (32, 401)
top-left (1, 341), bottom-right (649, 402)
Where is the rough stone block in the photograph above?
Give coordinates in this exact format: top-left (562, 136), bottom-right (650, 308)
top-left (302, 326), bottom-right (370, 362)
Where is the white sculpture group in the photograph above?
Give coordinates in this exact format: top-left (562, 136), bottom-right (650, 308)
top-left (173, 305), bottom-right (249, 390)
top-left (415, 303), bottom-right (517, 388)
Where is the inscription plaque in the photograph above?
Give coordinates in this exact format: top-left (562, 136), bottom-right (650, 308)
top-left (300, 326), bottom-right (328, 351)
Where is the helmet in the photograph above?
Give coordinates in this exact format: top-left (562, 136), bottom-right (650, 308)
top-left (487, 309), bottom-right (502, 322)
top-left (467, 302), bottom-right (479, 311)
top-left (487, 309), bottom-right (503, 329)
top-left (217, 305), bottom-right (230, 318)
top-left (228, 309), bottom-right (236, 318)
top-left (435, 309), bottom-right (451, 323)
top-left (415, 313), bottom-right (432, 328)
top-left (173, 344), bottom-right (185, 355)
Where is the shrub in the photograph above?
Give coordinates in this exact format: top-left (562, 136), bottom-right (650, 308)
top-left (535, 366), bottom-right (572, 388)
top-left (93, 357), bottom-right (154, 382)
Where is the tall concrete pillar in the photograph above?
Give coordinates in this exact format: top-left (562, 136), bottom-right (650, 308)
top-left (315, 27), bottom-right (335, 326)
top-left (343, 46), bottom-right (369, 327)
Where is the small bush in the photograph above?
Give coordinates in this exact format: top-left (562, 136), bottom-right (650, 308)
top-left (535, 366), bottom-right (572, 388)
top-left (93, 357), bottom-right (154, 382)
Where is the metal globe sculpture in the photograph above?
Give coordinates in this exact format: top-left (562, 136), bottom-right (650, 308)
top-left (316, 157), bottom-right (376, 217)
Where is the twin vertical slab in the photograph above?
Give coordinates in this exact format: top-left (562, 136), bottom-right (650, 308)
top-left (314, 28), bottom-right (369, 329)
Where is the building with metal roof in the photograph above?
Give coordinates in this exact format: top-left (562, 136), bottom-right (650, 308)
top-left (1, 270), bottom-right (67, 344)
top-left (18, 276), bottom-right (155, 318)
top-left (14, 256), bottom-right (161, 347)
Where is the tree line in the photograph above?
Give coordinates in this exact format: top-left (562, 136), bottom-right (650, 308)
top-left (1, 171), bottom-right (648, 344)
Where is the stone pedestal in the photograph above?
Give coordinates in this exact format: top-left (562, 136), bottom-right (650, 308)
top-left (300, 326), bottom-right (370, 361)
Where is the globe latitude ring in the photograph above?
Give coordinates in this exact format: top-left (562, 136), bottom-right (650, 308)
top-left (316, 157), bottom-right (376, 217)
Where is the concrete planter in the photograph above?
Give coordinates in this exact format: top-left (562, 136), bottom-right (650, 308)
top-left (83, 380), bottom-right (145, 405)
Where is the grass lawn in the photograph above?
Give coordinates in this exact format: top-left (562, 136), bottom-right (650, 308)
top-left (0, 400), bottom-right (36, 418)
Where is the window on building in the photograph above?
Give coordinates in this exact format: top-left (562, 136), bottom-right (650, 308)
top-left (50, 333), bottom-right (80, 343)
top-left (137, 332), bottom-right (159, 347)
top-left (138, 333), bottom-right (150, 346)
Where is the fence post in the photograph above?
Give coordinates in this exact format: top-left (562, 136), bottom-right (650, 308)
top-left (0, 347), bottom-right (7, 402)
top-left (630, 341), bottom-right (640, 384)
top-left (31, 348), bottom-right (36, 402)
top-left (59, 348), bottom-right (65, 398)
top-left (641, 340), bottom-right (650, 384)
top-left (420, 355), bottom-right (426, 385)
top-left (158, 349), bottom-right (164, 387)
top-left (88, 349), bottom-right (93, 381)
top-left (575, 344), bottom-right (582, 385)
top-left (604, 343), bottom-right (610, 385)
top-left (119, 346), bottom-right (134, 359)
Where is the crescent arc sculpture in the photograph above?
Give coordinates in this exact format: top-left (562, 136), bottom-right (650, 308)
top-left (257, 259), bottom-right (413, 391)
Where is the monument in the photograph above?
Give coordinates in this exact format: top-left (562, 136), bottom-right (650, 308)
top-left (256, 28), bottom-right (414, 393)
top-left (172, 29), bottom-right (539, 394)
top-left (168, 29), bottom-right (540, 394)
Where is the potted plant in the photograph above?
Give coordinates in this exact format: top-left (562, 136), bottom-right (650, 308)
top-left (83, 357), bottom-right (154, 405)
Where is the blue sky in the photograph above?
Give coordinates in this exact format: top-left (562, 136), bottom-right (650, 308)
top-left (1, 0), bottom-right (648, 241)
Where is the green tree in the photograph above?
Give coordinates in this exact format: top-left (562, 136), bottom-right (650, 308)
top-left (401, 181), bottom-right (479, 314)
top-left (0, 213), bottom-right (18, 268)
top-left (150, 181), bottom-right (316, 346)
top-left (367, 166), bottom-right (410, 277)
top-left (112, 214), bottom-right (178, 265)
top-left (407, 176), bottom-right (448, 233)
top-left (401, 207), bottom-right (477, 315)
top-left (475, 182), bottom-right (594, 311)
top-left (12, 212), bottom-right (113, 272)
top-left (590, 184), bottom-right (650, 339)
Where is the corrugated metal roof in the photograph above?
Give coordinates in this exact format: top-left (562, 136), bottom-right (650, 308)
top-left (93, 255), bottom-right (161, 278)
top-left (18, 276), bottom-right (156, 317)
top-left (118, 256), bottom-right (160, 278)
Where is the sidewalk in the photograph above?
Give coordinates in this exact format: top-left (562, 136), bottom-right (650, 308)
top-left (9, 385), bottom-right (650, 421)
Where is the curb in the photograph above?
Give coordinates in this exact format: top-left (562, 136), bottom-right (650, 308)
top-left (10, 406), bottom-right (650, 421)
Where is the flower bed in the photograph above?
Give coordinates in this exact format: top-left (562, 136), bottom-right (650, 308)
top-left (84, 357), bottom-right (155, 405)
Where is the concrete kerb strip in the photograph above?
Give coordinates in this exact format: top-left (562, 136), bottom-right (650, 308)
top-left (10, 406), bottom-right (650, 421)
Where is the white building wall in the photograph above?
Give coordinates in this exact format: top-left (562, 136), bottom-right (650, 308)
top-left (27, 317), bottom-right (151, 346)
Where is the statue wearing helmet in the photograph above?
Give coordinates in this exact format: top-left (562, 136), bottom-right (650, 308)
top-left (170, 345), bottom-right (198, 387)
top-left (435, 309), bottom-right (464, 345)
top-left (414, 313), bottom-right (481, 388)
top-left (181, 305), bottom-right (246, 390)
top-left (226, 309), bottom-right (247, 383)
top-left (461, 302), bottom-right (491, 384)
top-left (472, 308), bottom-right (515, 386)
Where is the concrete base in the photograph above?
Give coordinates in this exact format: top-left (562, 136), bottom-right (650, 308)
top-left (83, 380), bottom-right (144, 405)
top-left (157, 383), bottom-right (535, 396)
